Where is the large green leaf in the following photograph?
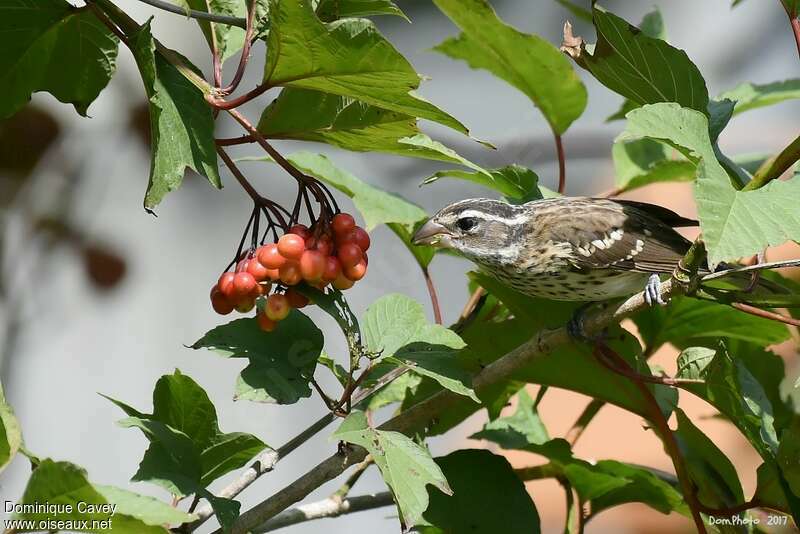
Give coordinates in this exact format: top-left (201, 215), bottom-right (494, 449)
top-left (0, 381), bottom-right (21, 473)
top-left (470, 389), bottom-right (554, 453)
top-left (581, 7), bottom-right (708, 114)
top-left (674, 408), bottom-right (745, 508)
top-left (315, 0), bottom-right (407, 21)
top-left (263, 0), bottom-right (466, 133)
top-left (104, 370), bottom-right (266, 526)
top-left (778, 417), bottom-right (800, 497)
top-left (432, 0), bottom-right (586, 134)
top-left (333, 411), bottom-right (451, 526)
top-left (192, 313), bottom-right (322, 404)
top-left (0, 1), bottom-right (119, 119)
top-left (611, 138), bottom-right (695, 192)
top-left (389, 343), bottom-right (479, 403)
top-left (129, 22), bottom-right (221, 209)
top-left (12, 459), bottom-right (194, 532)
top-left (172, 0), bottom-right (247, 61)
top-left (719, 79), bottom-right (800, 115)
top-left (421, 449), bottom-right (541, 534)
top-left (618, 102), bottom-right (800, 267)
top-left (257, 89), bottom-right (472, 161)
top-left (422, 165), bottom-right (542, 201)
top-left (633, 296), bottom-right (789, 350)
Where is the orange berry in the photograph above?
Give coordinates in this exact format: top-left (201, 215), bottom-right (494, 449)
top-left (218, 272), bottom-right (236, 298)
top-left (299, 250), bottom-right (326, 281)
top-left (285, 288), bottom-right (310, 308)
top-left (278, 234), bottom-right (305, 260)
top-left (279, 261), bottom-right (303, 286)
top-left (246, 257), bottom-right (270, 281)
top-left (256, 312), bottom-right (276, 332)
top-left (266, 293), bottom-right (290, 321)
top-left (343, 259), bottom-right (367, 281)
top-left (332, 272), bottom-right (355, 290)
top-left (211, 289), bottom-right (234, 315)
top-left (233, 272), bottom-right (257, 297)
top-left (257, 243), bottom-right (286, 270)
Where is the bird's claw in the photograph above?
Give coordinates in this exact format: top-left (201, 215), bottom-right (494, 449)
top-left (566, 303), bottom-right (607, 343)
top-left (644, 273), bottom-right (667, 307)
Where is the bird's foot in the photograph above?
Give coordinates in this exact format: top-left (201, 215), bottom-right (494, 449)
top-left (643, 274), bottom-right (667, 307)
top-left (566, 303), bottom-right (606, 343)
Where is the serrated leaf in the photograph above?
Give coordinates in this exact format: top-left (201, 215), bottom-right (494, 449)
top-left (674, 408), bottom-right (745, 508)
top-left (264, 0), bottom-right (466, 133)
top-left (192, 313), bottom-right (322, 404)
top-left (618, 102), bottom-right (800, 267)
top-left (258, 89), bottom-right (472, 161)
top-left (388, 342), bottom-right (479, 403)
top-left (315, 0), bottom-right (407, 21)
top-left (333, 411), bottom-right (451, 526)
top-left (0, 381), bottom-right (21, 473)
top-left (470, 389), bottom-right (555, 452)
top-left (433, 0), bottom-right (586, 134)
top-left (398, 134), bottom-right (491, 173)
top-left (105, 370), bottom-right (266, 502)
top-left (422, 165), bottom-right (542, 201)
top-left (677, 345), bottom-right (779, 458)
top-left (422, 450), bottom-right (541, 533)
top-left (583, 7), bottom-right (708, 114)
top-left (719, 79), bottom-right (800, 115)
top-left (0, 1), bottom-right (119, 119)
top-left (13, 459), bottom-right (183, 533)
top-left (612, 138), bottom-right (695, 192)
top-left (129, 22), bottom-right (221, 209)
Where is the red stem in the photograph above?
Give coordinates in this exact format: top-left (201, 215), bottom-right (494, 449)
top-left (422, 267), bottom-right (443, 325)
top-left (210, 82), bottom-right (271, 109)
top-left (219, 0), bottom-right (258, 95)
top-left (731, 302), bottom-right (800, 327)
top-left (791, 16), bottom-right (800, 61)
top-left (554, 133), bottom-right (566, 194)
top-left (216, 135), bottom-right (255, 146)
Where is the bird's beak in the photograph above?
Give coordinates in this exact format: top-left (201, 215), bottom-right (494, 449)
top-left (412, 219), bottom-right (451, 246)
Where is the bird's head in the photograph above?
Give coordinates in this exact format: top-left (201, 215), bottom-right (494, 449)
top-left (412, 198), bottom-right (524, 265)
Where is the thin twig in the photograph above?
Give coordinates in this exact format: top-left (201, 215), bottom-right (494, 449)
top-left (132, 0), bottom-right (246, 27)
top-left (252, 492), bottom-right (395, 533)
top-left (731, 302), bottom-right (800, 327)
top-left (217, 135), bottom-right (255, 146)
top-left (700, 258), bottom-right (800, 281)
top-left (210, 83), bottom-right (272, 109)
top-left (453, 287), bottom-right (485, 332)
top-left (554, 133), bottom-right (567, 194)
top-left (331, 457), bottom-right (373, 503)
top-left (594, 349), bottom-right (705, 387)
top-left (422, 267), bottom-right (443, 324)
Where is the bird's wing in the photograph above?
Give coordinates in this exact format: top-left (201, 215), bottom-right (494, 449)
top-left (530, 198), bottom-right (693, 274)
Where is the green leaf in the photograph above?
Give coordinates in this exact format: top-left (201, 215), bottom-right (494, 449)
top-left (719, 79), bottom-right (800, 115)
top-left (315, 0), bottom-right (408, 21)
top-left (192, 313), bottom-right (322, 404)
top-left (618, 102), bottom-right (800, 267)
top-left (0, 381), bottom-right (21, 473)
top-left (611, 138), bottom-right (695, 192)
top-left (387, 342), bottom-right (479, 403)
top-left (0, 1), bottom-right (119, 119)
top-left (633, 296), bottom-right (789, 350)
top-left (583, 7), bottom-right (708, 114)
top-left (13, 459), bottom-right (190, 532)
top-left (105, 370), bottom-right (266, 498)
top-left (398, 134), bottom-right (491, 172)
top-left (422, 165), bottom-right (542, 201)
top-left (129, 22), bottom-right (221, 210)
top-left (333, 411), bottom-right (451, 526)
top-left (422, 449), bottom-right (541, 533)
top-left (778, 416), bottom-right (800, 497)
top-left (677, 345), bottom-right (778, 458)
top-left (264, 0), bottom-right (466, 133)
top-left (172, 0), bottom-right (247, 61)
top-left (257, 89), bottom-right (472, 161)
top-left (674, 408), bottom-right (745, 508)
top-left (433, 0), bottom-right (586, 134)
top-left (554, 0), bottom-right (592, 23)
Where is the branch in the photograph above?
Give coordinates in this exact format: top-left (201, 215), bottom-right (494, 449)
top-left (252, 492), bottom-right (394, 533)
top-left (742, 135), bottom-right (800, 191)
top-left (422, 267), bottom-right (443, 325)
top-left (133, 0), bottom-right (246, 28)
top-left (218, 278), bottom-right (687, 534)
top-left (731, 302), bottom-right (800, 327)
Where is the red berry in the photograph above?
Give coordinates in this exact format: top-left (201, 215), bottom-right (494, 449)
top-left (235, 297), bottom-right (256, 313)
top-left (350, 227), bottom-right (370, 252)
top-left (246, 257), bottom-right (270, 281)
top-left (315, 235), bottom-right (333, 256)
top-left (278, 234), bottom-right (305, 260)
top-left (266, 293), bottom-right (290, 321)
top-left (337, 242), bottom-right (362, 268)
top-left (332, 272), bottom-right (355, 290)
top-left (287, 224), bottom-right (310, 240)
top-left (322, 256), bottom-right (341, 282)
top-left (211, 289), bottom-right (234, 315)
top-left (256, 312), bottom-right (276, 332)
top-left (299, 250), bottom-right (326, 281)
top-left (218, 272), bottom-right (236, 298)
top-left (343, 259), bottom-right (367, 281)
top-left (332, 213), bottom-right (356, 236)
top-left (285, 288), bottom-right (310, 308)
top-left (264, 268), bottom-right (280, 281)
top-left (258, 243), bottom-right (286, 270)
top-left (233, 272), bottom-right (257, 297)
top-left (279, 261), bottom-right (303, 286)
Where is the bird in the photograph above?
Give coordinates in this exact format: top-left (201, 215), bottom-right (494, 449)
top-left (412, 197), bottom-right (701, 307)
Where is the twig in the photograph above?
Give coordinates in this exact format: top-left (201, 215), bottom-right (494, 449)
top-left (594, 348), bottom-right (705, 387)
top-left (554, 133), bottom-right (567, 194)
top-left (252, 492), bottom-right (395, 533)
top-left (218, 0), bottom-right (259, 95)
top-left (700, 258), bottom-right (800, 281)
top-left (742, 135), bottom-right (800, 191)
top-left (453, 287), bottom-right (486, 332)
top-left (210, 83), bottom-right (272, 109)
top-left (331, 457), bottom-right (373, 503)
top-left (731, 302), bottom-right (800, 327)
top-left (217, 135), bottom-right (255, 146)
top-left (132, 0), bottom-right (246, 27)
top-left (422, 267), bottom-right (443, 325)
top-left (593, 342), bottom-right (707, 534)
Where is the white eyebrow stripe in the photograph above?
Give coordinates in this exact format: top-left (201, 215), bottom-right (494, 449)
top-left (458, 210), bottom-right (528, 225)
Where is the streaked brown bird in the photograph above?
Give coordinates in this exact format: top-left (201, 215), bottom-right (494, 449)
top-left (412, 197), bottom-right (700, 306)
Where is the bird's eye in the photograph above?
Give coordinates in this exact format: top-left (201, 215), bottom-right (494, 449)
top-left (456, 217), bottom-right (479, 232)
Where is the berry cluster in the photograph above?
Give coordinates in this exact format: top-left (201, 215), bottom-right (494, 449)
top-left (209, 213), bottom-right (370, 331)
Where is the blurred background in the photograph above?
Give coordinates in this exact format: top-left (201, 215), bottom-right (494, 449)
top-left (1, 1), bottom-right (799, 532)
